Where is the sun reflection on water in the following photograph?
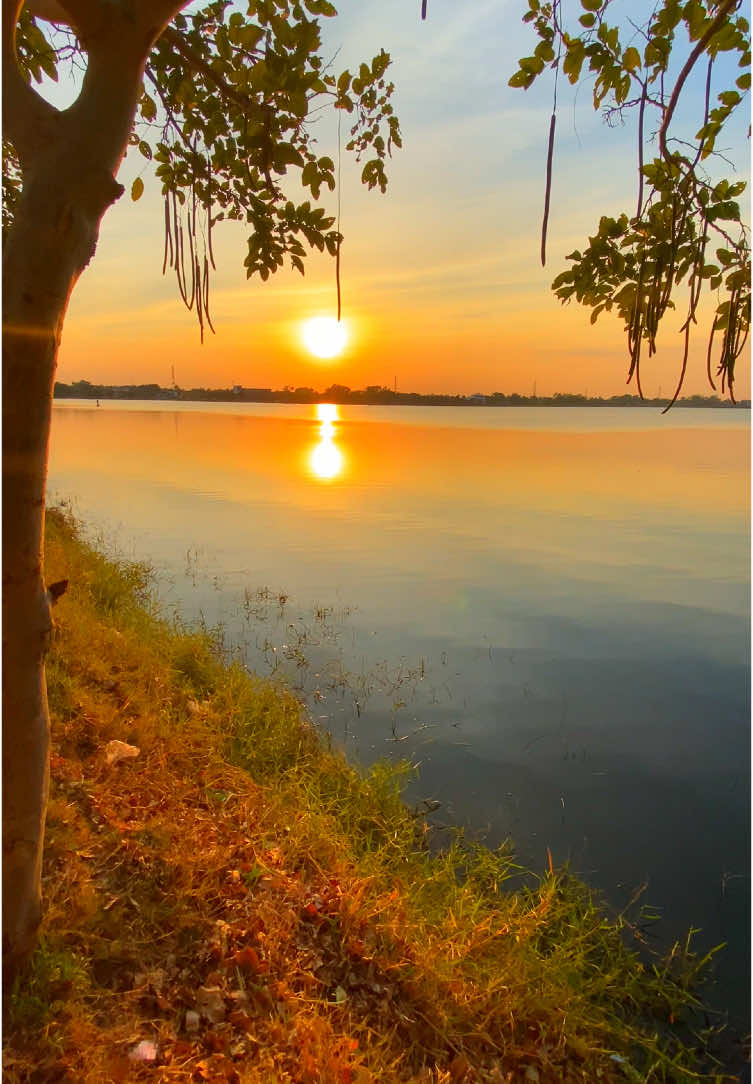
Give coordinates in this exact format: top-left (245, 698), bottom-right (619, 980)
top-left (309, 403), bottom-right (344, 480)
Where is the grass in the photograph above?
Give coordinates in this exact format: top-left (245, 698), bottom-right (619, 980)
top-left (2, 505), bottom-right (741, 1083)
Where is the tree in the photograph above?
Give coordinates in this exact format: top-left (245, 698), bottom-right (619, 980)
top-left (4, 0), bottom-right (750, 981)
top-left (507, 0), bottom-right (750, 409)
top-left (2, 0), bottom-right (400, 978)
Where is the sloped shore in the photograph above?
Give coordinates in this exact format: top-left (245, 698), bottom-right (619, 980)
top-left (3, 507), bottom-right (733, 1083)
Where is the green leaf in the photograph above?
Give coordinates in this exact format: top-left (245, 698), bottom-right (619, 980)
top-left (140, 94), bottom-right (157, 122)
top-left (305, 0), bottom-right (337, 15)
top-left (130, 177), bottom-right (144, 201)
top-left (622, 46), bottom-right (640, 71)
top-left (508, 69), bottom-right (534, 88)
top-left (535, 41), bottom-right (555, 62)
top-left (707, 200), bottom-right (741, 222)
top-left (563, 47), bottom-right (585, 84)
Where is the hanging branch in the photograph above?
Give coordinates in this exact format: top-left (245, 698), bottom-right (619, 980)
top-left (658, 0), bottom-right (739, 164)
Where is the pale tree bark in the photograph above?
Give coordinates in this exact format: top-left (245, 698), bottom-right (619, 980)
top-left (2, 0), bottom-right (188, 981)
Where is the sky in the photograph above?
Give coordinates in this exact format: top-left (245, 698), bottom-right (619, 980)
top-left (45, 0), bottom-right (751, 398)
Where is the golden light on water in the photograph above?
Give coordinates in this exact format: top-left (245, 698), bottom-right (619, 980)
top-left (316, 403), bottom-right (338, 423)
top-left (311, 439), bottom-right (343, 479)
top-left (309, 403), bottom-right (344, 480)
top-left (301, 316), bottom-right (347, 359)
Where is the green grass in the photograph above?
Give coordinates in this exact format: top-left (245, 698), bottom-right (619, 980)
top-left (2, 504), bottom-right (739, 1084)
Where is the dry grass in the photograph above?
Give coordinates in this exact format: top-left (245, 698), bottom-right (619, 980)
top-left (2, 507), bottom-right (737, 1083)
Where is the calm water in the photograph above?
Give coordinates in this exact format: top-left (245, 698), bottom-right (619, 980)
top-left (48, 401), bottom-right (750, 1026)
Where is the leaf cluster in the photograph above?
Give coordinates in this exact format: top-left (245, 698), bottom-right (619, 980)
top-left (511, 0), bottom-right (750, 403)
top-left (6, 1), bottom-right (401, 330)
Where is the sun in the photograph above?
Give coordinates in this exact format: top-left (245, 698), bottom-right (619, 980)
top-left (301, 316), bottom-right (347, 360)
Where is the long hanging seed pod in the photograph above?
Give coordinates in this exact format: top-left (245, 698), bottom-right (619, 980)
top-left (207, 154), bottom-right (216, 271)
top-left (627, 252), bottom-right (648, 387)
top-left (186, 182), bottom-right (197, 309)
top-left (541, 2), bottom-right (561, 268)
top-left (195, 256), bottom-right (204, 343)
top-left (203, 254), bottom-right (215, 334)
top-left (191, 147), bottom-right (197, 243)
top-left (635, 344), bottom-right (645, 399)
top-left (161, 137), bottom-right (218, 340)
top-left (636, 82), bottom-right (647, 219)
top-left (662, 319), bottom-right (691, 413)
top-left (172, 192), bottom-right (189, 306)
top-left (541, 112), bottom-right (556, 267)
top-left (336, 107), bottom-right (343, 321)
top-left (659, 200), bottom-right (680, 313)
top-left (706, 319), bottom-right (718, 390)
top-left (163, 193), bottom-right (173, 275)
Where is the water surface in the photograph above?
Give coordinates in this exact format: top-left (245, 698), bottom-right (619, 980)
top-left (48, 401), bottom-right (750, 1025)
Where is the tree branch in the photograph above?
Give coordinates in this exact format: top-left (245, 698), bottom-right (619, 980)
top-left (159, 25), bottom-right (256, 111)
top-left (2, 0), bottom-right (58, 166)
top-left (145, 64), bottom-right (192, 151)
top-left (56, 2), bottom-right (192, 178)
top-left (658, 0), bottom-right (739, 162)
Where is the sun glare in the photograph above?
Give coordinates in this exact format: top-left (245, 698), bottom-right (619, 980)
top-left (302, 316), bottom-right (347, 359)
top-left (308, 403), bottom-right (344, 480)
top-left (311, 440), bottom-right (343, 479)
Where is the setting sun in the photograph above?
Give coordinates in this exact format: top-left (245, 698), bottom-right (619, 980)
top-left (301, 316), bottom-right (347, 360)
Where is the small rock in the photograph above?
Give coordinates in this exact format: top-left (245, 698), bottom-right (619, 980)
top-left (196, 985), bottom-right (225, 1024)
top-left (105, 740), bottom-right (140, 766)
top-left (184, 1010), bottom-right (200, 1033)
top-left (128, 1040), bottom-right (158, 1064)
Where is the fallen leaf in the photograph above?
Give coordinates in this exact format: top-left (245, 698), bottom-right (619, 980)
top-left (196, 986), bottom-right (226, 1024)
top-left (105, 740), bottom-right (140, 766)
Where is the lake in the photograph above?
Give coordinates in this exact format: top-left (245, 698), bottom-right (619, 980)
top-left (48, 401), bottom-right (750, 1028)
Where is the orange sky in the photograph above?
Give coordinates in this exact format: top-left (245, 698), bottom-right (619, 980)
top-left (50, 2), bottom-right (751, 399)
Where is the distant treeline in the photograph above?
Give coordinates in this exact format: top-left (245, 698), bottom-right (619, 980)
top-left (53, 380), bottom-right (749, 408)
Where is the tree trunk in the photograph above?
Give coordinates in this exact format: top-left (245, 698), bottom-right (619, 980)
top-left (2, 0), bottom-right (188, 980)
top-left (2, 153), bottom-right (125, 980)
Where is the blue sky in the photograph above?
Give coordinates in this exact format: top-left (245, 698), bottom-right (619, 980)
top-left (43, 0), bottom-right (750, 397)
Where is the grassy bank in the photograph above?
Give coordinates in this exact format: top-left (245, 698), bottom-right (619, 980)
top-left (3, 508), bottom-right (736, 1082)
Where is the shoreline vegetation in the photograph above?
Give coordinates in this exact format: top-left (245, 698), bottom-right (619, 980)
top-left (4, 508), bottom-right (740, 1083)
top-left (53, 381), bottom-right (751, 410)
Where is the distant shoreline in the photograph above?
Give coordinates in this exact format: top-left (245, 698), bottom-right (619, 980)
top-left (53, 381), bottom-right (750, 409)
